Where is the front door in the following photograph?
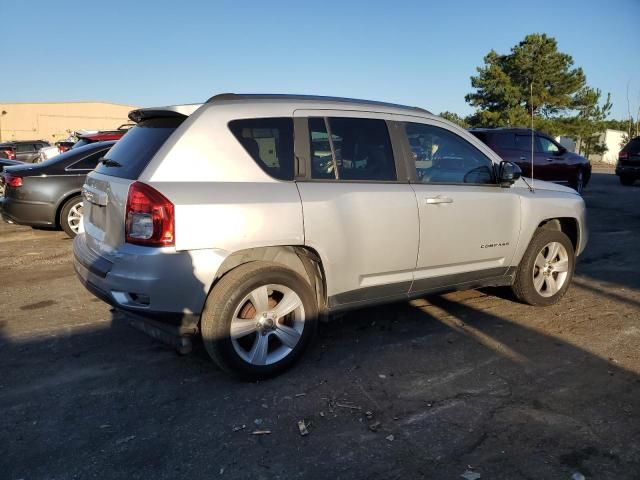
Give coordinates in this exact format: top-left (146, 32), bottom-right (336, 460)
top-left (402, 120), bottom-right (521, 292)
top-left (293, 111), bottom-right (420, 309)
top-left (536, 135), bottom-right (566, 181)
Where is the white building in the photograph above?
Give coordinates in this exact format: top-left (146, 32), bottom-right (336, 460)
top-left (589, 129), bottom-right (626, 164)
top-left (557, 130), bottom-right (626, 164)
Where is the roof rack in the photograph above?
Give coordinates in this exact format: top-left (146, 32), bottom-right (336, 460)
top-left (206, 93), bottom-right (431, 114)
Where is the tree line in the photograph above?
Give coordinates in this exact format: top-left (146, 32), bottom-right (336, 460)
top-left (440, 34), bottom-right (638, 157)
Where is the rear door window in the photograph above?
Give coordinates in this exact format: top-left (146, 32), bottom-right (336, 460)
top-left (308, 117), bottom-right (397, 181)
top-left (514, 134), bottom-right (534, 152)
top-left (493, 133), bottom-right (516, 149)
top-left (228, 118), bottom-right (294, 180)
top-left (95, 117), bottom-right (184, 179)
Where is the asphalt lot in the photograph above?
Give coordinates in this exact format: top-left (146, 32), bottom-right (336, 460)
top-left (1, 169), bottom-right (639, 480)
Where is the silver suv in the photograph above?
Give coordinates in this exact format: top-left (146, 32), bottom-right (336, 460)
top-left (73, 94), bottom-right (588, 378)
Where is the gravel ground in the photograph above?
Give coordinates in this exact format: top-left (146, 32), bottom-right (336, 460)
top-left (1, 170), bottom-right (639, 479)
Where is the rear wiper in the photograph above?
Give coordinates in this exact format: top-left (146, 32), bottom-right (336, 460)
top-left (99, 157), bottom-right (122, 168)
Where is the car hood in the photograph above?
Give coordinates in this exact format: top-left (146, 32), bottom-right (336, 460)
top-left (518, 177), bottom-right (578, 194)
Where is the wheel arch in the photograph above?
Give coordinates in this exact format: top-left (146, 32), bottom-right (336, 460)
top-left (209, 245), bottom-right (328, 313)
top-left (54, 190), bottom-right (82, 228)
top-left (538, 217), bottom-right (579, 252)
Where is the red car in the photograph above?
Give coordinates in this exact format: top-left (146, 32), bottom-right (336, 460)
top-left (469, 128), bottom-right (591, 194)
top-left (71, 127), bottom-right (131, 150)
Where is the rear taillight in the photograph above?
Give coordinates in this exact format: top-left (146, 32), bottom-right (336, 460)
top-left (2, 173), bottom-right (22, 188)
top-left (125, 181), bottom-right (174, 247)
top-left (1, 149), bottom-right (15, 160)
top-left (619, 151), bottom-right (628, 159)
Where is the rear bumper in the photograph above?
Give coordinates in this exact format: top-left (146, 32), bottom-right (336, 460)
top-left (72, 233), bottom-right (226, 329)
top-left (0, 196), bottom-right (56, 227)
top-left (616, 165), bottom-right (640, 177)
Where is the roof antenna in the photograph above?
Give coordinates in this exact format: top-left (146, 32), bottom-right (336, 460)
top-left (530, 81), bottom-right (535, 192)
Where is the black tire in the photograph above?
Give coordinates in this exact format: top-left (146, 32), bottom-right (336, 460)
top-left (619, 175), bottom-right (635, 186)
top-left (200, 261), bottom-right (318, 380)
top-left (511, 228), bottom-right (575, 306)
top-left (570, 169), bottom-right (586, 194)
top-left (59, 195), bottom-right (83, 238)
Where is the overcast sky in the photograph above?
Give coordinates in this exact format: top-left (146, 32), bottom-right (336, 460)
top-left (2, 0), bottom-right (639, 119)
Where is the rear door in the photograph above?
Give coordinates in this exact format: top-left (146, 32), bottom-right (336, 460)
top-left (293, 111), bottom-right (419, 308)
top-left (82, 117), bottom-right (184, 255)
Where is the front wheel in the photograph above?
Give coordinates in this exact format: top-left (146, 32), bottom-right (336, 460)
top-left (200, 262), bottom-right (318, 379)
top-left (60, 196), bottom-right (83, 238)
top-left (512, 228), bottom-right (575, 306)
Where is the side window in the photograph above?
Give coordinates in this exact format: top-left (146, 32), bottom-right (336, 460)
top-left (68, 149), bottom-right (108, 171)
top-left (229, 117), bottom-right (294, 181)
top-left (308, 117), bottom-right (396, 181)
top-left (493, 133), bottom-right (516, 149)
top-left (16, 144), bottom-right (36, 153)
top-left (514, 134), bottom-right (533, 152)
top-left (405, 123), bottom-right (495, 185)
top-left (537, 136), bottom-right (560, 155)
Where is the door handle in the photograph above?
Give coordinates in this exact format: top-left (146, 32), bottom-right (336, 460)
top-left (425, 196), bottom-right (453, 205)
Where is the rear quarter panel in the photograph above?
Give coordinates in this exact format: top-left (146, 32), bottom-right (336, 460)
top-left (139, 103), bottom-right (305, 253)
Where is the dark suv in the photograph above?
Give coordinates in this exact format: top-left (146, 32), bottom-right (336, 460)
top-left (0, 140), bottom-right (51, 163)
top-left (469, 128), bottom-right (591, 194)
top-left (616, 136), bottom-right (640, 186)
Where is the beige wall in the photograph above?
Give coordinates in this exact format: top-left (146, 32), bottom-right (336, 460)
top-left (0, 102), bottom-right (139, 142)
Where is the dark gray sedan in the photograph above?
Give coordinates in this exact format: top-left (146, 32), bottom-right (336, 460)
top-left (0, 141), bottom-right (115, 237)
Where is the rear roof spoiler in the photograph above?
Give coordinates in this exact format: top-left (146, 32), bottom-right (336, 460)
top-left (128, 104), bottom-right (202, 123)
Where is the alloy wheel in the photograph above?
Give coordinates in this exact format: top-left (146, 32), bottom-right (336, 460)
top-left (532, 241), bottom-right (569, 297)
top-left (67, 201), bottom-right (83, 234)
top-left (230, 284), bottom-right (305, 366)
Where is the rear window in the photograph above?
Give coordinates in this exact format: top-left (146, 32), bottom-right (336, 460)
top-left (228, 118), bottom-right (294, 181)
top-left (95, 117), bottom-right (183, 179)
top-left (622, 137), bottom-right (640, 153)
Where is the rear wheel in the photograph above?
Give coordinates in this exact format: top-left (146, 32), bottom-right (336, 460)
top-left (60, 195), bottom-right (83, 238)
top-left (200, 262), bottom-right (318, 379)
top-left (512, 228), bottom-right (575, 306)
top-left (620, 175), bottom-right (635, 186)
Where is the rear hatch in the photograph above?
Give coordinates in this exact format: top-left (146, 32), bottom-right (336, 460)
top-left (82, 115), bottom-right (186, 256)
top-left (620, 137), bottom-right (640, 165)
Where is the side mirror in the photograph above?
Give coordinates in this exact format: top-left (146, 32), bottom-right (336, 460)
top-left (498, 161), bottom-right (522, 187)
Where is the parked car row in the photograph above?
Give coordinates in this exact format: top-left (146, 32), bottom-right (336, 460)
top-left (0, 140), bottom-right (51, 163)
